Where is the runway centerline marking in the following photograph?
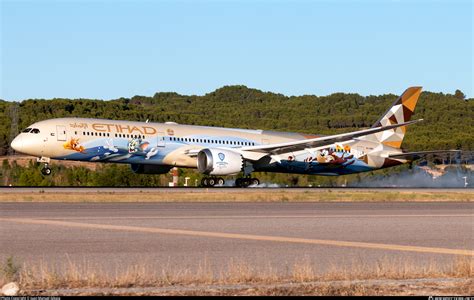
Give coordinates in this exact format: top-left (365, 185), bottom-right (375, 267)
top-left (0, 217), bottom-right (472, 257)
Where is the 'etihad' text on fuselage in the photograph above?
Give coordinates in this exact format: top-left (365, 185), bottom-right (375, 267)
top-left (69, 123), bottom-right (157, 135)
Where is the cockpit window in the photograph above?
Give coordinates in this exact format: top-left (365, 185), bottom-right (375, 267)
top-left (22, 128), bottom-right (32, 133)
top-left (30, 128), bottom-right (40, 134)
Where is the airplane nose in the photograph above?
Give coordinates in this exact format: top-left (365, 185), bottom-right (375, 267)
top-left (10, 135), bottom-right (23, 153)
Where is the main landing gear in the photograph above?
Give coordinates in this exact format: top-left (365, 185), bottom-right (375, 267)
top-left (235, 177), bottom-right (260, 188)
top-left (200, 176), bottom-right (261, 187)
top-left (201, 177), bottom-right (225, 187)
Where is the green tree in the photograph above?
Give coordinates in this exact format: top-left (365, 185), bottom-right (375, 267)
top-left (454, 89), bottom-right (466, 100)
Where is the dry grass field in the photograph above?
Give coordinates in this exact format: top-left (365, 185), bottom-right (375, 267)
top-left (1, 256), bottom-right (472, 296)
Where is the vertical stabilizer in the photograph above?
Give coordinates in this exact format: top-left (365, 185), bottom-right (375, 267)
top-left (364, 86), bottom-right (422, 149)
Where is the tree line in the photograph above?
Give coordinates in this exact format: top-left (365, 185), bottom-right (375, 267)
top-left (0, 85), bottom-right (472, 186)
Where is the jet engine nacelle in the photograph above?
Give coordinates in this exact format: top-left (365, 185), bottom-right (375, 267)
top-left (130, 164), bottom-right (172, 174)
top-left (197, 148), bottom-right (244, 175)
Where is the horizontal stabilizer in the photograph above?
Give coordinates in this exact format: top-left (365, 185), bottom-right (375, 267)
top-left (389, 150), bottom-right (461, 161)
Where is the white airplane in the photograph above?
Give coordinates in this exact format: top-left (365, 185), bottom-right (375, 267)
top-left (10, 87), bottom-right (458, 187)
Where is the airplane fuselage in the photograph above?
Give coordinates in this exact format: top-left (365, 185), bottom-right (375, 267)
top-left (11, 117), bottom-right (398, 176)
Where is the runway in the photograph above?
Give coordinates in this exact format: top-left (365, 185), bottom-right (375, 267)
top-left (0, 202), bottom-right (472, 275)
top-left (1, 187), bottom-right (471, 193)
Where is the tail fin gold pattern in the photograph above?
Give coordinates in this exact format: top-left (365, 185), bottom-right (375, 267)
top-left (370, 86), bottom-right (422, 149)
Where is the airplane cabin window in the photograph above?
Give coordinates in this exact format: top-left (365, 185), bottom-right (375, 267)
top-left (22, 128), bottom-right (32, 133)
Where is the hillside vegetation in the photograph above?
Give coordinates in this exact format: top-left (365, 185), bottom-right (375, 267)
top-left (0, 86), bottom-right (472, 186)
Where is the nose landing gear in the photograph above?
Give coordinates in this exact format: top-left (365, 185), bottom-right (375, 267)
top-left (37, 157), bottom-right (52, 176)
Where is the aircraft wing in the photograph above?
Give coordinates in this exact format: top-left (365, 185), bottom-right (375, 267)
top-left (388, 150), bottom-right (461, 161)
top-left (241, 119), bottom-right (423, 155)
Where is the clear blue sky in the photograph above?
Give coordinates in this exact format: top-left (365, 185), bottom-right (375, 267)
top-left (1, 0), bottom-right (472, 101)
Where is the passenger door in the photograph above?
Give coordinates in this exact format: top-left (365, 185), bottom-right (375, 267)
top-left (157, 132), bottom-right (166, 147)
top-left (56, 125), bottom-right (67, 141)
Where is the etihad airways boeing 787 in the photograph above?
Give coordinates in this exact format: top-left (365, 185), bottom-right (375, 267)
top-left (10, 87), bottom-right (458, 187)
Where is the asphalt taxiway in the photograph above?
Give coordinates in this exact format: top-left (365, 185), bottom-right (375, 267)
top-left (0, 202), bottom-right (472, 274)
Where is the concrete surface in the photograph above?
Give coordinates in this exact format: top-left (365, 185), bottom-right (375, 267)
top-left (0, 202), bottom-right (472, 275)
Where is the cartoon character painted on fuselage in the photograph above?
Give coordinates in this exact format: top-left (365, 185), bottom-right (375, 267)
top-left (127, 138), bottom-right (158, 160)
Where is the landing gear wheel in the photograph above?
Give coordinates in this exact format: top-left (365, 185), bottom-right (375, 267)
top-left (235, 177), bottom-right (260, 187)
top-left (208, 177), bottom-right (216, 186)
top-left (236, 178), bottom-right (250, 188)
top-left (235, 178), bottom-right (243, 187)
top-left (250, 178), bottom-right (260, 186)
top-left (202, 177), bottom-right (223, 187)
top-left (41, 166), bottom-right (51, 176)
top-left (217, 177), bottom-right (225, 186)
